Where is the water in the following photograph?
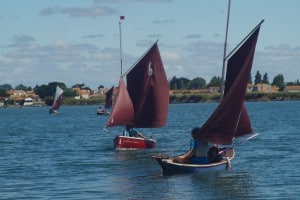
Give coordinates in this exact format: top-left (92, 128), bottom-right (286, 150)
top-left (0, 101), bottom-right (299, 199)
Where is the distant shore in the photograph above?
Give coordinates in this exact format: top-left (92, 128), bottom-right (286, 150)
top-left (61, 91), bottom-right (300, 105)
top-left (169, 92), bottom-right (300, 103)
top-left (4, 91), bottom-right (298, 107)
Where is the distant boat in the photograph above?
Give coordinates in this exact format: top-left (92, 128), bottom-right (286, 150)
top-left (153, 15), bottom-right (263, 173)
top-left (49, 85), bottom-right (64, 114)
top-left (97, 86), bottom-right (114, 115)
top-left (105, 41), bottom-right (169, 149)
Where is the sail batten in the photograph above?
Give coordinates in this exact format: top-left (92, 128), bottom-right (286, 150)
top-left (195, 24), bottom-right (262, 145)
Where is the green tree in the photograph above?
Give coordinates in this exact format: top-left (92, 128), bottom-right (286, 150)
top-left (254, 71), bottom-right (262, 85)
top-left (189, 77), bottom-right (206, 89)
top-left (248, 74), bottom-right (253, 84)
top-left (72, 83), bottom-right (85, 89)
top-left (208, 76), bottom-right (222, 87)
top-left (262, 73), bottom-right (269, 84)
top-left (0, 88), bottom-right (9, 97)
top-left (15, 84), bottom-right (29, 91)
top-left (272, 74), bottom-right (285, 91)
top-left (0, 84), bottom-right (13, 91)
top-left (178, 79), bottom-right (187, 90)
top-left (169, 76), bottom-right (190, 90)
top-left (169, 76), bottom-right (178, 90)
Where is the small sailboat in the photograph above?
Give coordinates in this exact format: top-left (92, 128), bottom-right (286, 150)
top-left (153, 18), bottom-right (264, 173)
top-left (49, 85), bottom-right (64, 114)
top-left (97, 86), bottom-right (114, 115)
top-left (105, 41), bottom-right (169, 149)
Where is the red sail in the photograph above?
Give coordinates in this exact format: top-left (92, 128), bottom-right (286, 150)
top-left (195, 26), bottom-right (261, 144)
top-left (51, 86), bottom-right (63, 110)
top-left (126, 42), bottom-right (169, 128)
top-left (106, 78), bottom-right (134, 127)
top-left (105, 86), bottom-right (114, 109)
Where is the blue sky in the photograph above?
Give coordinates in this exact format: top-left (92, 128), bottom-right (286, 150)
top-left (1, 0), bottom-right (299, 89)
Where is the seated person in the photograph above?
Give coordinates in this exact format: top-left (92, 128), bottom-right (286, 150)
top-left (173, 127), bottom-right (215, 164)
top-left (123, 128), bottom-right (130, 137)
top-left (124, 126), bottom-right (145, 138)
top-left (207, 146), bottom-right (223, 163)
top-left (129, 128), bottom-right (145, 138)
top-left (97, 106), bottom-right (104, 113)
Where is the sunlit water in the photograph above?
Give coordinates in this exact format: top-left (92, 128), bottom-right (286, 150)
top-left (0, 101), bottom-right (299, 199)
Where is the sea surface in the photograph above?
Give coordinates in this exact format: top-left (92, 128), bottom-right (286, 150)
top-left (0, 101), bottom-right (299, 200)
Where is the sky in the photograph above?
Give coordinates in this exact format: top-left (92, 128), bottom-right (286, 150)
top-left (1, 0), bottom-right (299, 89)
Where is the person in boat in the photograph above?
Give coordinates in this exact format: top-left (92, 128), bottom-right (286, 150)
top-left (97, 106), bottom-right (104, 113)
top-left (173, 127), bottom-right (216, 164)
top-left (124, 125), bottom-right (145, 138)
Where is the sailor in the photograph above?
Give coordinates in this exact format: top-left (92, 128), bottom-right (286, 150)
top-left (189, 127), bottom-right (212, 164)
top-left (172, 127), bottom-right (214, 164)
top-left (129, 127), bottom-right (145, 138)
top-left (123, 126), bottom-right (130, 137)
top-left (124, 126), bottom-right (145, 138)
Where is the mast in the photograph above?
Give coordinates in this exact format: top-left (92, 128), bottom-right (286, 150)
top-left (119, 16), bottom-right (125, 76)
top-left (220, 0), bottom-right (231, 100)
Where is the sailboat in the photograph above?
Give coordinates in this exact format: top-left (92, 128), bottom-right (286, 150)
top-left (97, 86), bottom-right (114, 115)
top-left (105, 41), bottom-right (169, 149)
top-left (49, 85), bottom-right (64, 114)
top-left (153, 19), bottom-right (264, 173)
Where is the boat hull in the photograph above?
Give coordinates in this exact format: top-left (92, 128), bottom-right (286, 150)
top-left (152, 148), bottom-right (234, 174)
top-left (97, 111), bottom-right (109, 115)
top-left (49, 109), bottom-right (58, 114)
top-left (113, 135), bottom-right (156, 149)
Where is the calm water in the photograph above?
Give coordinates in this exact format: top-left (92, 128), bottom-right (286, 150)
top-left (0, 101), bottom-right (299, 200)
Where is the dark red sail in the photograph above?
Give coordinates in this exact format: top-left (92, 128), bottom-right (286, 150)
top-left (195, 26), bottom-right (261, 144)
top-left (106, 78), bottom-right (134, 127)
top-left (224, 33), bottom-right (255, 137)
top-left (105, 86), bottom-right (114, 109)
top-left (126, 42), bottom-right (169, 128)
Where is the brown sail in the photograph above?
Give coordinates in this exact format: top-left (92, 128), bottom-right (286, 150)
top-left (106, 78), bottom-right (134, 127)
top-left (126, 42), bottom-right (169, 128)
top-left (105, 86), bottom-right (114, 109)
top-left (195, 25), bottom-right (261, 144)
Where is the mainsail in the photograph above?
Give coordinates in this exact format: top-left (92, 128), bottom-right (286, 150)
top-left (51, 85), bottom-right (64, 111)
top-left (195, 23), bottom-right (262, 145)
top-left (106, 41), bottom-right (169, 128)
top-left (126, 42), bottom-right (169, 128)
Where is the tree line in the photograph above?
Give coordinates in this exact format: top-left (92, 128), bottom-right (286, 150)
top-left (0, 72), bottom-right (299, 100)
top-left (170, 71), bottom-right (300, 91)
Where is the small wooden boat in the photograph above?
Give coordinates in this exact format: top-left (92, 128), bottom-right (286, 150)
top-left (153, 148), bottom-right (234, 174)
top-left (105, 40), bottom-right (169, 149)
top-left (153, 16), bottom-right (263, 173)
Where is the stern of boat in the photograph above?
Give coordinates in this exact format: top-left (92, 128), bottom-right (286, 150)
top-left (114, 135), bottom-right (156, 149)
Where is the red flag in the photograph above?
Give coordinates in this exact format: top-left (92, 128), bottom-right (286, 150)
top-left (120, 16), bottom-right (125, 20)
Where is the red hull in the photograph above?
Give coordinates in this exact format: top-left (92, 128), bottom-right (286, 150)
top-left (113, 136), bottom-right (156, 149)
